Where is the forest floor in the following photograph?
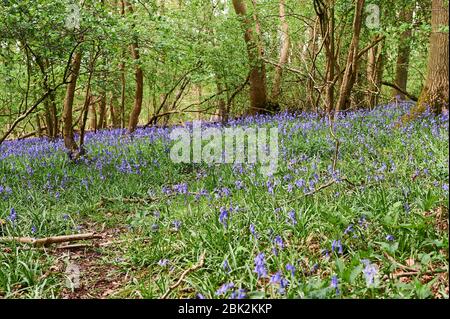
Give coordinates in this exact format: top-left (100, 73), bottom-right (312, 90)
top-left (0, 103), bottom-right (448, 299)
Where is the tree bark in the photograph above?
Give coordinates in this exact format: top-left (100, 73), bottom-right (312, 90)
top-left (271, 0), bottom-right (290, 105)
top-left (98, 92), bottom-right (107, 129)
top-left (366, 37), bottom-right (384, 108)
top-left (335, 0), bottom-right (365, 113)
top-left (417, 0), bottom-right (449, 114)
top-left (126, 2), bottom-right (144, 133)
top-left (314, 0), bottom-right (336, 113)
top-left (232, 0), bottom-right (268, 115)
top-left (392, 8), bottom-right (413, 100)
top-left (62, 51), bottom-right (82, 152)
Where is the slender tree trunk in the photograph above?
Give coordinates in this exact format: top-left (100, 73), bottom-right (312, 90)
top-left (232, 0), bottom-right (268, 115)
top-left (217, 81), bottom-right (228, 123)
top-left (126, 2), bottom-right (144, 133)
top-left (314, 0), bottom-right (336, 113)
top-left (271, 0), bottom-right (290, 105)
top-left (366, 37), bottom-right (384, 108)
top-left (89, 101), bottom-right (97, 132)
top-left (335, 0), bottom-right (365, 113)
top-left (119, 0), bottom-right (127, 129)
top-left (35, 114), bottom-right (42, 137)
top-left (98, 92), bottom-right (107, 129)
top-left (110, 92), bottom-right (119, 128)
top-left (416, 0), bottom-right (449, 114)
top-left (393, 8), bottom-right (413, 100)
top-left (62, 51), bottom-right (82, 152)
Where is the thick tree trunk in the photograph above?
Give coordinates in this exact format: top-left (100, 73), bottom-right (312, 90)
top-left (392, 8), bottom-right (413, 100)
top-left (126, 2), bottom-right (144, 133)
top-left (335, 0), bottom-right (365, 113)
top-left (232, 0), bottom-right (268, 116)
top-left (271, 0), bottom-right (290, 105)
top-left (62, 51), bottom-right (82, 152)
top-left (416, 0), bottom-right (449, 114)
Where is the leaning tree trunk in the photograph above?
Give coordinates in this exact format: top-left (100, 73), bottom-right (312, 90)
top-left (126, 2), bottom-right (144, 133)
top-left (392, 7), bottom-right (413, 100)
top-left (62, 51), bottom-right (82, 152)
top-left (271, 0), bottom-right (290, 105)
top-left (416, 0), bottom-right (449, 114)
top-left (232, 0), bottom-right (268, 116)
top-left (335, 0), bottom-right (365, 113)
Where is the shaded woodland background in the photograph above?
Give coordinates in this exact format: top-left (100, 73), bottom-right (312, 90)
top-left (0, 0), bottom-right (448, 148)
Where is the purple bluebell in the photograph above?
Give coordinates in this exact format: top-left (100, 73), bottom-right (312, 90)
top-left (254, 253), bottom-right (267, 278)
top-left (216, 282), bottom-right (234, 296)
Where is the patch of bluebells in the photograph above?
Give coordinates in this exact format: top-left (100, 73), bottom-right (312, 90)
top-left (361, 260), bottom-right (379, 287)
top-left (216, 282), bottom-right (234, 296)
top-left (254, 253), bottom-right (267, 278)
top-left (331, 240), bottom-right (343, 255)
top-left (287, 210), bottom-right (297, 225)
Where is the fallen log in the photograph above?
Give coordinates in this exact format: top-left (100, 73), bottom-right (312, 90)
top-left (0, 233), bottom-right (102, 247)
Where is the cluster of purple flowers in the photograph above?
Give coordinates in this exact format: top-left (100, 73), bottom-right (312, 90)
top-left (254, 253), bottom-right (267, 278)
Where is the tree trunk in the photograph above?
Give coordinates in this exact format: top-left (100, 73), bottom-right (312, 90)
top-left (89, 101), bottom-right (97, 132)
top-left (271, 0), bottom-right (290, 105)
top-left (126, 2), bottom-right (144, 133)
top-left (98, 92), bottom-right (107, 129)
top-left (119, 0), bottom-right (127, 129)
top-left (314, 0), bottom-right (336, 113)
top-left (62, 51), bottom-right (82, 152)
top-left (392, 8), bottom-right (413, 100)
top-left (416, 0), bottom-right (449, 114)
top-left (110, 92), bottom-right (119, 128)
top-left (232, 0), bottom-right (268, 115)
top-left (335, 0), bottom-right (365, 113)
top-left (366, 37), bottom-right (384, 108)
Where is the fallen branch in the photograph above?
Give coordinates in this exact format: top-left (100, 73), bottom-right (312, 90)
top-left (0, 233), bottom-right (102, 247)
top-left (161, 251), bottom-right (206, 299)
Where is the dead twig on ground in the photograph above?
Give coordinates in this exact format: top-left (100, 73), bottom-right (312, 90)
top-left (161, 251), bottom-right (206, 299)
top-left (0, 233), bottom-right (102, 247)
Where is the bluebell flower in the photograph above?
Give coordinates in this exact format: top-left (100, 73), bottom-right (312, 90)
top-left (274, 235), bottom-right (284, 249)
top-left (216, 282), bottom-right (234, 296)
top-left (331, 275), bottom-right (340, 295)
top-left (362, 260), bottom-right (379, 287)
top-left (250, 224), bottom-right (258, 239)
top-left (219, 207), bottom-right (229, 227)
top-left (8, 208), bottom-right (16, 223)
top-left (344, 224), bottom-right (354, 235)
top-left (172, 220), bottom-right (182, 231)
top-left (331, 240), bottom-right (343, 255)
top-left (254, 253), bottom-right (267, 278)
top-left (158, 259), bottom-right (169, 267)
top-left (285, 264), bottom-right (296, 277)
top-left (386, 234), bottom-right (395, 242)
top-left (223, 259), bottom-right (231, 274)
top-left (229, 289), bottom-right (247, 299)
top-left (287, 210), bottom-right (297, 225)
